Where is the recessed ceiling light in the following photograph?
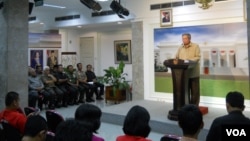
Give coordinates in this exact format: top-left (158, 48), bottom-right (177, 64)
top-left (40, 22), bottom-right (44, 25)
top-left (117, 21), bottom-right (122, 24)
top-left (77, 26), bottom-right (82, 28)
top-left (96, 0), bottom-right (109, 2)
top-left (43, 4), bottom-right (66, 9)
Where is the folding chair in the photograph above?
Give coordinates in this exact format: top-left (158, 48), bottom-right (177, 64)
top-left (45, 110), bottom-right (64, 133)
top-left (160, 134), bottom-right (181, 141)
top-left (24, 107), bottom-right (36, 116)
top-left (0, 120), bottom-right (22, 141)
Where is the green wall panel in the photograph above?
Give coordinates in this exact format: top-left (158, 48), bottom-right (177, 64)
top-left (155, 77), bottom-right (173, 93)
top-left (155, 76), bottom-right (250, 99)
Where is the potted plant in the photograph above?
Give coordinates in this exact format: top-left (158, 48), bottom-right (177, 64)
top-left (103, 61), bottom-right (130, 103)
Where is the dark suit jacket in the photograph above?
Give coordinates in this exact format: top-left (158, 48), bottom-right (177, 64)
top-left (206, 110), bottom-right (250, 141)
top-left (85, 71), bottom-right (96, 82)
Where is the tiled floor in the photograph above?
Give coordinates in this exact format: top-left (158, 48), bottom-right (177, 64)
top-left (39, 99), bottom-right (250, 141)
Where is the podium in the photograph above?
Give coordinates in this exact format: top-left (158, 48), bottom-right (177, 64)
top-left (164, 59), bottom-right (196, 121)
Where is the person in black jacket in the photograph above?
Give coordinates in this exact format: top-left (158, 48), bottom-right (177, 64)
top-left (54, 64), bottom-right (78, 106)
top-left (206, 91), bottom-right (250, 141)
top-left (85, 64), bottom-right (104, 100)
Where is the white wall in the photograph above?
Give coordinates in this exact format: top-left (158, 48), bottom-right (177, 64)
top-left (59, 28), bottom-right (132, 81)
top-left (98, 30), bottom-right (133, 81)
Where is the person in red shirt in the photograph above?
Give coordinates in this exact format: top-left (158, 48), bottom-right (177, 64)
top-left (0, 91), bottom-right (27, 134)
top-left (116, 105), bottom-right (152, 141)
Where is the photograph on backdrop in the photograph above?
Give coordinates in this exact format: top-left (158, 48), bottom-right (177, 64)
top-left (47, 50), bottom-right (59, 69)
top-left (30, 50), bottom-right (43, 69)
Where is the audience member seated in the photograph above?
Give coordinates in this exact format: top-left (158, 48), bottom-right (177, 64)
top-left (75, 104), bottom-right (104, 141)
top-left (54, 119), bottom-right (92, 141)
top-left (22, 115), bottom-right (48, 141)
top-left (35, 65), bottom-right (43, 78)
top-left (206, 91), bottom-right (250, 141)
top-left (0, 91), bottom-right (27, 134)
top-left (116, 105), bottom-right (152, 141)
top-left (67, 65), bottom-right (85, 104)
top-left (165, 104), bottom-right (203, 141)
top-left (28, 68), bottom-right (50, 110)
top-left (85, 64), bottom-right (104, 100)
top-left (54, 64), bottom-right (78, 107)
top-left (50, 64), bottom-right (59, 76)
top-left (76, 63), bottom-right (95, 102)
top-left (41, 66), bottom-right (63, 109)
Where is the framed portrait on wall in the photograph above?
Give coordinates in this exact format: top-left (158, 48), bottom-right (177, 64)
top-left (160, 9), bottom-right (173, 27)
top-left (30, 49), bottom-right (43, 69)
top-left (46, 49), bottom-right (59, 69)
top-left (114, 40), bottom-right (132, 64)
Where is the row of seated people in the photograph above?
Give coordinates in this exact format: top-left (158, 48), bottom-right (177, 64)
top-left (28, 63), bottom-right (104, 110)
top-left (0, 91), bottom-right (201, 141)
top-left (0, 91), bottom-right (104, 141)
top-left (1, 91), bottom-right (250, 141)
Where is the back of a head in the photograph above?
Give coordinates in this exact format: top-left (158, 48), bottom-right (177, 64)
top-left (24, 115), bottom-right (48, 137)
top-left (123, 105), bottom-right (151, 138)
top-left (178, 104), bottom-right (203, 136)
top-left (54, 119), bottom-right (92, 141)
top-left (75, 104), bottom-right (102, 133)
top-left (226, 91), bottom-right (245, 109)
top-left (5, 91), bottom-right (19, 106)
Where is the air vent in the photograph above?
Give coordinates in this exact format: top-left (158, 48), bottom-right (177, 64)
top-left (161, 3), bottom-right (171, 9)
top-left (55, 14), bottom-right (80, 22)
top-left (92, 10), bottom-right (115, 17)
top-left (184, 0), bottom-right (195, 5)
top-left (215, 0), bottom-right (228, 1)
top-left (150, 4), bottom-right (161, 10)
top-left (29, 16), bottom-right (36, 21)
top-left (150, 0), bottom-right (228, 10)
top-left (172, 1), bottom-right (183, 7)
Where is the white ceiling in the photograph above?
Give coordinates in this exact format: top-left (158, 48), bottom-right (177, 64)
top-left (28, 0), bottom-right (233, 32)
top-left (29, 0), bottom-right (134, 32)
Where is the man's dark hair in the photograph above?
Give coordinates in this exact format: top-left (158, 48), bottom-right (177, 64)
top-left (178, 104), bottom-right (203, 135)
top-left (75, 104), bottom-right (102, 133)
top-left (86, 64), bottom-right (92, 68)
top-left (77, 63), bottom-right (82, 68)
top-left (182, 33), bottom-right (191, 39)
top-left (5, 91), bottom-right (19, 106)
top-left (163, 12), bottom-right (168, 15)
top-left (226, 91), bottom-right (245, 109)
top-left (122, 105), bottom-right (151, 138)
top-left (35, 65), bottom-right (41, 70)
top-left (67, 65), bottom-right (73, 69)
top-left (54, 119), bottom-right (92, 141)
top-left (24, 115), bottom-right (48, 137)
top-left (53, 64), bottom-right (59, 69)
